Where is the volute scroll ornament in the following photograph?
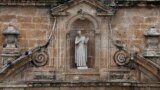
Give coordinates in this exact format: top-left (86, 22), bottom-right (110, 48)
top-left (30, 17), bottom-right (57, 67)
top-left (113, 40), bottom-right (137, 69)
top-left (113, 49), bottom-right (130, 66)
top-left (31, 48), bottom-right (49, 67)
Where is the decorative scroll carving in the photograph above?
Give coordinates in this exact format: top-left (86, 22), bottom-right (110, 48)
top-left (113, 50), bottom-right (130, 66)
top-left (30, 17), bottom-right (57, 67)
top-left (113, 40), bottom-right (138, 69)
top-left (31, 49), bottom-right (49, 67)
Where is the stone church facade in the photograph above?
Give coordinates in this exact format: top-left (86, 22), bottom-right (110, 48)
top-left (0, 0), bottom-right (159, 90)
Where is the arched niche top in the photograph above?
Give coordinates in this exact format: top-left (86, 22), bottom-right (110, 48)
top-left (67, 13), bottom-right (99, 33)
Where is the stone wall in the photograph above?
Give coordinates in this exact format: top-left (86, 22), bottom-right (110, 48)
top-left (112, 7), bottom-right (160, 52)
top-left (111, 7), bottom-right (160, 82)
top-left (0, 6), bottom-right (54, 82)
top-left (0, 3), bottom-right (160, 89)
top-left (0, 6), bottom-right (51, 65)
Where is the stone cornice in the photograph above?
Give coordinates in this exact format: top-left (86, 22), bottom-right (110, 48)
top-left (116, 0), bottom-right (160, 7)
top-left (0, 0), bottom-right (59, 6)
top-left (0, 0), bottom-right (160, 7)
top-left (24, 81), bottom-right (160, 87)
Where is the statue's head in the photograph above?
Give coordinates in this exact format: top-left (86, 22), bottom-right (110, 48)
top-left (77, 30), bottom-right (81, 36)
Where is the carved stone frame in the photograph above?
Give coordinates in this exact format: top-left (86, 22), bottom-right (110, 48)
top-left (66, 13), bottom-right (101, 70)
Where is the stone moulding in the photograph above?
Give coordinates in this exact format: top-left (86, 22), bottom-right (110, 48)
top-left (0, 0), bottom-right (58, 6)
top-left (51, 0), bottom-right (115, 16)
top-left (0, 0), bottom-right (160, 7)
top-left (26, 80), bottom-right (137, 87)
top-left (0, 81), bottom-right (159, 88)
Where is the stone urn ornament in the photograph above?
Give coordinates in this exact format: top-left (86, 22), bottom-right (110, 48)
top-left (143, 26), bottom-right (160, 58)
top-left (3, 25), bottom-right (19, 48)
top-left (1, 25), bottom-right (20, 64)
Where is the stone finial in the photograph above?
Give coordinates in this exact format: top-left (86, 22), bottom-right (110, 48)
top-left (3, 25), bottom-right (19, 35)
top-left (1, 25), bottom-right (20, 65)
top-left (3, 25), bottom-right (19, 48)
top-left (144, 26), bottom-right (160, 36)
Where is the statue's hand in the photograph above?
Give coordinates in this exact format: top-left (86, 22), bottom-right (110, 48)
top-left (86, 37), bottom-right (89, 41)
top-left (85, 37), bottom-right (89, 43)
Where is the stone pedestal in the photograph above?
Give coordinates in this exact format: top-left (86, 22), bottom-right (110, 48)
top-left (77, 67), bottom-right (88, 69)
top-left (1, 48), bottom-right (20, 64)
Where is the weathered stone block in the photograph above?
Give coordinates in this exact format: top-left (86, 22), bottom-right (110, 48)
top-left (36, 30), bottom-right (47, 39)
top-left (33, 17), bottom-right (48, 23)
top-left (35, 24), bottom-right (49, 30)
top-left (19, 30), bottom-right (26, 39)
top-left (132, 16), bottom-right (144, 24)
top-left (129, 24), bottom-right (141, 31)
top-left (141, 23), bottom-right (151, 31)
top-left (20, 23), bottom-right (35, 30)
top-left (3, 88), bottom-right (24, 90)
top-left (0, 15), bottom-right (16, 22)
top-left (19, 39), bottom-right (28, 48)
top-left (134, 30), bottom-right (144, 38)
top-left (19, 7), bottom-right (37, 16)
top-left (17, 16), bottom-right (32, 23)
top-left (28, 39), bottom-right (37, 48)
top-left (145, 16), bottom-right (157, 23)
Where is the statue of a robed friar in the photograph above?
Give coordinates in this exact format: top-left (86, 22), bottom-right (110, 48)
top-left (75, 30), bottom-right (89, 69)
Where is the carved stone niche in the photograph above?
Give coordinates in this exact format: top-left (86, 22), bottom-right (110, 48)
top-left (67, 20), bottom-right (95, 68)
top-left (143, 27), bottom-right (160, 58)
top-left (1, 25), bottom-right (20, 64)
top-left (66, 14), bottom-right (100, 69)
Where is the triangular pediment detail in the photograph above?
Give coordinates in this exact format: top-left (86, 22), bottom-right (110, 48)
top-left (51, 0), bottom-right (114, 16)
